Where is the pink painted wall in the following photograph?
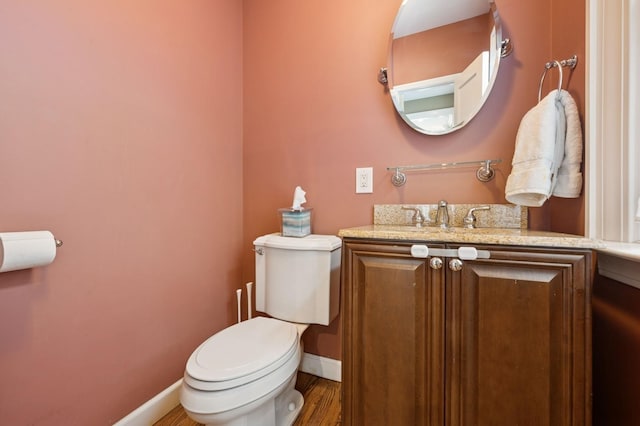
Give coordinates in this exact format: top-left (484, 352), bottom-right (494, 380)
top-left (548, 0), bottom-right (586, 234)
top-left (0, 0), bottom-right (586, 423)
top-left (0, 1), bottom-right (243, 424)
top-left (242, 0), bottom-right (585, 359)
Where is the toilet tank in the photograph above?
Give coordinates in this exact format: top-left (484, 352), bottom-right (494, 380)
top-left (253, 233), bottom-right (342, 326)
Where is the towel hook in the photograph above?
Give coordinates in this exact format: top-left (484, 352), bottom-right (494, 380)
top-left (538, 60), bottom-right (563, 102)
top-left (537, 55), bottom-right (578, 102)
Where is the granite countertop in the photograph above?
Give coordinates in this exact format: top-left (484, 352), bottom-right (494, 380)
top-left (338, 225), bottom-right (603, 249)
top-left (597, 241), bottom-right (640, 261)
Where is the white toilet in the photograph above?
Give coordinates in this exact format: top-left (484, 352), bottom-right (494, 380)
top-left (179, 233), bottom-right (342, 426)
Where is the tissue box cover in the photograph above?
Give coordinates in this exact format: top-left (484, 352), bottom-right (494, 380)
top-left (279, 208), bottom-right (312, 237)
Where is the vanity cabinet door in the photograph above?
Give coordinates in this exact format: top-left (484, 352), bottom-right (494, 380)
top-left (446, 247), bottom-right (592, 426)
top-left (341, 241), bottom-right (446, 426)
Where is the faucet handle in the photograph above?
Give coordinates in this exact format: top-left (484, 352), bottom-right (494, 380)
top-left (401, 206), bottom-right (426, 227)
top-left (463, 205), bottom-right (491, 229)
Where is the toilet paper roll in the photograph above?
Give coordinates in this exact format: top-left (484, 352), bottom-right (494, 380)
top-left (0, 231), bottom-right (57, 273)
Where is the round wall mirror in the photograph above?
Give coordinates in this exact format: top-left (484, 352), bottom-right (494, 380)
top-left (387, 0), bottom-right (507, 135)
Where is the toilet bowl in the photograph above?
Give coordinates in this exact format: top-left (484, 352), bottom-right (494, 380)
top-left (180, 234), bottom-right (342, 426)
top-left (180, 317), bottom-right (308, 426)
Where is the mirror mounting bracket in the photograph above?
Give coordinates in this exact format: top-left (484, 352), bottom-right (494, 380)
top-left (378, 67), bottom-right (388, 85)
top-left (378, 36), bottom-right (513, 85)
top-left (501, 38), bottom-right (514, 58)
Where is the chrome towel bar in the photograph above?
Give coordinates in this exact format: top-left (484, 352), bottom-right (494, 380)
top-left (386, 159), bottom-right (502, 187)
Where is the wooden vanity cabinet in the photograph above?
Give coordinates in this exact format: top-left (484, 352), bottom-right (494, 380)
top-left (341, 240), bottom-right (447, 425)
top-left (341, 238), bottom-right (593, 426)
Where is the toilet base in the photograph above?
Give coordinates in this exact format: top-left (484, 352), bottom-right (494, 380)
top-left (185, 372), bottom-right (304, 426)
top-left (275, 381), bottom-right (304, 426)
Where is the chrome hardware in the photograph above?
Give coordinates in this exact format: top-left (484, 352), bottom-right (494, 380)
top-left (391, 168), bottom-right (407, 186)
top-left (386, 159), bottom-right (501, 186)
top-left (435, 200), bottom-right (450, 229)
top-left (550, 54), bottom-right (578, 69)
top-left (476, 160), bottom-right (496, 182)
top-left (449, 259), bottom-right (463, 271)
top-left (402, 206), bottom-right (426, 227)
top-left (429, 257), bottom-right (443, 270)
top-left (500, 38), bottom-right (513, 58)
top-left (463, 206), bottom-right (491, 229)
top-left (378, 67), bottom-right (388, 85)
top-left (538, 55), bottom-right (578, 102)
top-left (253, 247), bottom-right (264, 255)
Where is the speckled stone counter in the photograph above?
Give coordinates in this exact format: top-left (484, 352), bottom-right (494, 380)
top-left (338, 225), bottom-right (603, 249)
top-left (339, 203), bottom-right (602, 249)
top-left (374, 203), bottom-right (527, 229)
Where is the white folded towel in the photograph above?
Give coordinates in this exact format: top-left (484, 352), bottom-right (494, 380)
top-left (552, 90), bottom-right (583, 198)
top-left (505, 90), bottom-right (565, 207)
top-left (505, 89), bottom-right (583, 206)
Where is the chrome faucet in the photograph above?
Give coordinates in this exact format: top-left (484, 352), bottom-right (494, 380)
top-left (463, 206), bottom-right (491, 229)
top-left (435, 200), bottom-right (450, 229)
top-left (402, 206), bottom-right (426, 227)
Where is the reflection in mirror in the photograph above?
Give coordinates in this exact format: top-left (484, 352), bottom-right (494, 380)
top-left (388, 0), bottom-right (504, 135)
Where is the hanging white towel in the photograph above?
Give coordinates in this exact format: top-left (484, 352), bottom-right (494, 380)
top-left (552, 90), bottom-right (583, 198)
top-left (505, 90), bottom-right (566, 207)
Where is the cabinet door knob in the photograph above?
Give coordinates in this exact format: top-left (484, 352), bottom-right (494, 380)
top-left (429, 257), bottom-right (443, 269)
top-left (449, 258), bottom-right (463, 271)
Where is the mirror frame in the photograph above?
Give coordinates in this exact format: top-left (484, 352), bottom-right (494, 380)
top-left (387, 1), bottom-right (505, 135)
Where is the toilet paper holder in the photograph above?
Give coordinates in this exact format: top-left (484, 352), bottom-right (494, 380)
top-left (0, 231), bottom-right (63, 273)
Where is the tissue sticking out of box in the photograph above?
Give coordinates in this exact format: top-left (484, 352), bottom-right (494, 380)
top-left (291, 186), bottom-right (307, 211)
top-left (280, 186), bottom-right (312, 237)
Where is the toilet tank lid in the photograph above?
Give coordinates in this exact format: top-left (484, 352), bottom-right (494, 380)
top-left (253, 233), bottom-right (341, 251)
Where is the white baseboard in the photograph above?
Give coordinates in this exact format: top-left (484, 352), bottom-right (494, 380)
top-left (113, 353), bottom-right (341, 425)
top-left (113, 378), bottom-right (182, 426)
top-left (299, 352), bottom-right (342, 382)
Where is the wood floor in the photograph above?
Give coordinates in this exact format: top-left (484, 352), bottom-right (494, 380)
top-left (154, 372), bottom-right (341, 426)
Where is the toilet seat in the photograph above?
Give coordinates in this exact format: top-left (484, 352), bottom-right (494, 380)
top-left (184, 317), bottom-right (299, 391)
top-left (181, 341), bottom-right (301, 415)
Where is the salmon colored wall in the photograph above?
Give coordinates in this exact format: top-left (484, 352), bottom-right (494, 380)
top-left (242, 0), bottom-right (585, 360)
top-left (0, 2), bottom-right (242, 425)
top-left (548, 0), bottom-right (586, 235)
top-left (0, 0), bottom-right (587, 422)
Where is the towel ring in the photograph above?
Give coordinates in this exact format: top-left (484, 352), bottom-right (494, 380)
top-left (538, 60), bottom-right (563, 102)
